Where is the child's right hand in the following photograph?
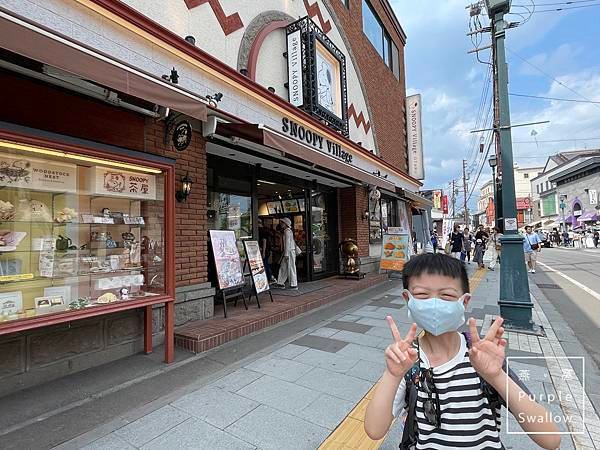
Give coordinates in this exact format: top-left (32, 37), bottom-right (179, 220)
top-left (384, 318), bottom-right (418, 379)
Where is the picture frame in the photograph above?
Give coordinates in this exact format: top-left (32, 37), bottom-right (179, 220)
top-left (0, 291), bottom-right (23, 315)
top-left (34, 295), bottom-right (67, 314)
top-left (209, 230), bottom-right (244, 290)
top-left (266, 201), bottom-right (283, 215)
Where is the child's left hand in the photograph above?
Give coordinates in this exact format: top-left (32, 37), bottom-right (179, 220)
top-left (467, 317), bottom-right (507, 384)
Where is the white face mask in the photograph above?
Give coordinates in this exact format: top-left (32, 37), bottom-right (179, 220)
top-left (405, 290), bottom-right (470, 336)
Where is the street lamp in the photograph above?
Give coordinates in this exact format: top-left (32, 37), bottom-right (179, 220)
top-left (560, 195), bottom-right (567, 232)
top-left (486, 0), bottom-right (537, 332)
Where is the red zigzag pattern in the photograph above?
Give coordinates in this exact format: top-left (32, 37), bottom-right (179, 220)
top-left (348, 103), bottom-right (371, 134)
top-left (303, 0), bottom-right (332, 33)
top-left (184, 0), bottom-right (244, 36)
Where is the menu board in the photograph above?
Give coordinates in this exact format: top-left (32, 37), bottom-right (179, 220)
top-left (282, 199), bottom-right (300, 213)
top-left (243, 241), bottom-right (270, 294)
top-left (267, 201), bottom-right (284, 215)
top-left (209, 230), bottom-right (244, 290)
top-left (380, 233), bottom-right (410, 272)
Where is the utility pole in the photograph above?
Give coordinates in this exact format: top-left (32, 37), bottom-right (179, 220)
top-left (451, 180), bottom-right (457, 219)
top-left (486, 0), bottom-right (536, 332)
top-left (462, 159), bottom-right (469, 227)
top-left (491, 36), bottom-right (502, 232)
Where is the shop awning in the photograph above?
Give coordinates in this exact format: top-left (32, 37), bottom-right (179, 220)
top-left (397, 189), bottom-right (434, 209)
top-left (215, 123), bottom-right (396, 190)
top-left (579, 211), bottom-right (599, 222)
top-left (0, 9), bottom-right (208, 122)
top-left (565, 215), bottom-right (576, 224)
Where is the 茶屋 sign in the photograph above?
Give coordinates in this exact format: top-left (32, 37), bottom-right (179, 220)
top-left (281, 118), bottom-right (353, 164)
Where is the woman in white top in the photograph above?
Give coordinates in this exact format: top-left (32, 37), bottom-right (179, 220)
top-left (273, 218), bottom-right (298, 290)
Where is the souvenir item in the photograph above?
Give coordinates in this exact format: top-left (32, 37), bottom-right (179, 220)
top-left (55, 235), bottom-right (72, 251)
top-left (105, 233), bottom-right (118, 248)
top-left (101, 208), bottom-right (111, 217)
top-left (34, 296), bottom-right (66, 314)
top-left (122, 232), bottom-right (135, 242)
top-left (0, 200), bottom-right (15, 221)
top-left (69, 298), bottom-right (89, 310)
top-left (119, 288), bottom-right (129, 300)
top-left (55, 207), bottom-right (78, 223)
top-left (96, 292), bottom-right (118, 304)
top-left (15, 199), bottom-right (52, 222)
top-left (0, 231), bottom-right (27, 252)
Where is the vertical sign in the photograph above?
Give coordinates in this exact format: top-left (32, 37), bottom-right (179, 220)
top-left (406, 94), bottom-right (424, 180)
top-left (589, 189), bottom-right (597, 205)
top-left (442, 195), bottom-right (449, 214)
top-left (433, 190), bottom-right (442, 210)
top-left (287, 30), bottom-right (304, 107)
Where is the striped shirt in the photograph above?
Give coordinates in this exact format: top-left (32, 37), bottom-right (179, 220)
top-left (393, 333), bottom-right (504, 450)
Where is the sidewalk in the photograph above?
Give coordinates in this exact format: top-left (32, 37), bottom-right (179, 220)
top-left (52, 266), bottom-right (600, 449)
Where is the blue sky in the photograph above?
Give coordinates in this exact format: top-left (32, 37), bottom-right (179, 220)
top-left (389, 0), bottom-right (600, 211)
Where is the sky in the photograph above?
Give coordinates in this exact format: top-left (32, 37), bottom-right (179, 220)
top-left (389, 0), bottom-right (600, 212)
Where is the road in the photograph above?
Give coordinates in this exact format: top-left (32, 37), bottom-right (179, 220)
top-left (534, 247), bottom-right (600, 366)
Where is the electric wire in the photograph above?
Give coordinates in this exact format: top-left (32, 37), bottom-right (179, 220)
top-left (509, 93), bottom-right (600, 104)
top-left (529, 3), bottom-right (600, 11)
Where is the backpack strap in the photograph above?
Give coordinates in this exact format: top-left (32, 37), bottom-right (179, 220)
top-left (399, 362), bottom-right (420, 450)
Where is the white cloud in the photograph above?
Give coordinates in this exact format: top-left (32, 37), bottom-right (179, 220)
top-left (517, 44), bottom-right (584, 77)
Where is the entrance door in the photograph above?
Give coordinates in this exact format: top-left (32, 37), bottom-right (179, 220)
top-left (311, 190), bottom-right (338, 278)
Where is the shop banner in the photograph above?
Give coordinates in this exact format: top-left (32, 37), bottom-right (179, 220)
top-left (406, 94), bottom-right (425, 180)
top-left (0, 155), bottom-right (77, 193)
top-left (589, 189), bottom-right (597, 205)
top-left (380, 234), bottom-right (410, 272)
top-left (441, 219), bottom-right (454, 249)
top-left (90, 167), bottom-right (156, 200)
top-left (243, 241), bottom-right (270, 294)
top-left (442, 195), bottom-right (449, 214)
top-left (209, 230), bottom-right (244, 290)
top-left (433, 190), bottom-right (442, 210)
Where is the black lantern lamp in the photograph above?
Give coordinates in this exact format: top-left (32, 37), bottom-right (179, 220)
top-left (176, 172), bottom-right (193, 202)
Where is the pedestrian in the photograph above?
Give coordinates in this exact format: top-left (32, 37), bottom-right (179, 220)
top-left (487, 227), bottom-right (503, 271)
top-left (562, 230), bottom-right (570, 247)
top-left (473, 238), bottom-right (485, 268)
top-left (258, 219), bottom-right (276, 283)
top-left (462, 227), bottom-right (473, 264)
top-left (449, 224), bottom-right (464, 259)
top-left (364, 253), bottom-right (561, 450)
top-left (523, 225), bottom-right (542, 274)
top-left (431, 230), bottom-right (438, 253)
top-left (594, 230), bottom-right (599, 248)
top-left (553, 228), bottom-right (560, 247)
top-left (272, 217), bottom-right (299, 290)
top-left (475, 224), bottom-right (489, 247)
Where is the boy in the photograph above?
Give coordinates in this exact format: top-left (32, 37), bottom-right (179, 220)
top-left (364, 253), bottom-right (560, 449)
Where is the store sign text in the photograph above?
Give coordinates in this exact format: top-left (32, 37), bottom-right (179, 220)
top-left (281, 118), bottom-right (353, 164)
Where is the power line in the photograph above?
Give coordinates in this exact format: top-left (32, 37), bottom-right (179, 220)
top-left (515, 0), bottom-right (600, 5)
top-left (513, 137), bottom-right (600, 143)
top-left (509, 92), bottom-right (600, 104)
top-left (530, 3), bottom-right (600, 11)
top-left (506, 47), bottom-right (600, 112)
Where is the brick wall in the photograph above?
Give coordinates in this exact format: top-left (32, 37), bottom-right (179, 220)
top-left (327, 0), bottom-right (409, 173)
top-left (339, 186), bottom-right (369, 257)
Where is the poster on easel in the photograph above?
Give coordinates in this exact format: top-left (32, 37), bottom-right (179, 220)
top-left (209, 230), bottom-right (244, 290)
top-left (380, 232), bottom-right (410, 272)
top-left (243, 241), bottom-right (270, 294)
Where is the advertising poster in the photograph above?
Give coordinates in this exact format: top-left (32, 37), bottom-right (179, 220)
top-left (243, 241), bottom-right (270, 294)
top-left (282, 199), bottom-right (300, 213)
top-left (209, 230), bottom-right (244, 290)
top-left (267, 201), bottom-right (283, 215)
top-left (380, 234), bottom-right (410, 272)
top-left (90, 166), bottom-right (156, 200)
top-left (0, 155), bottom-right (77, 193)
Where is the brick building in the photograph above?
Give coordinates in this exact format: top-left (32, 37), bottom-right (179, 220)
top-left (0, 0), bottom-right (426, 390)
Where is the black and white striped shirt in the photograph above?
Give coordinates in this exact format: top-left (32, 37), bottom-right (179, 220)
top-left (393, 333), bottom-right (504, 450)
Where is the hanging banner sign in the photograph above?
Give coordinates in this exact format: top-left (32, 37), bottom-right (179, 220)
top-left (433, 190), bottom-right (442, 210)
top-left (243, 241), bottom-right (270, 294)
top-left (442, 195), bottom-right (449, 214)
top-left (380, 234), bottom-right (410, 272)
top-left (0, 155), bottom-right (77, 193)
top-left (589, 189), bottom-right (597, 205)
top-left (90, 167), bottom-right (156, 200)
top-left (287, 29), bottom-right (304, 107)
top-left (406, 94), bottom-right (425, 180)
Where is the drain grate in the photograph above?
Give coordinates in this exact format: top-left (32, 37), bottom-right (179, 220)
top-left (536, 283), bottom-right (562, 289)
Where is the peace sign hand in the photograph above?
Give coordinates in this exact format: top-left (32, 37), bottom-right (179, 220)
top-left (384, 317), bottom-right (418, 379)
top-left (468, 316), bottom-right (507, 383)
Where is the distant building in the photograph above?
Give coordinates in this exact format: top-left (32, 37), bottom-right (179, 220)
top-left (477, 180), bottom-right (494, 227)
top-left (514, 166), bottom-right (543, 227)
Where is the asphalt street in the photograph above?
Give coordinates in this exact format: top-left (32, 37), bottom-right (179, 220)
top-left (534, 247), bottom-right (600, 366)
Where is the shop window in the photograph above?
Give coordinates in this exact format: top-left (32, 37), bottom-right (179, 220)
top-left (207, 192), bottom-right (253, 241)
top-left (369, 196), bottom-right (382, 243)
top-left (0, 141), bottom-right (167, 324)
top-left (362, 0), bottom-right (399, 74)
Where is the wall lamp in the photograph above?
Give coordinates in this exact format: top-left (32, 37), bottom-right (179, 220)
top-left (176, 172), bottom-right (193, 202)
top-left (184, 35), bottom-right (196, 45)
top-left (206, 92), bottom-right (223, 107)
top-left (162, 67), bottom-right (179, 84)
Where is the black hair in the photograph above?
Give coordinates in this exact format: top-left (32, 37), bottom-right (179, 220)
top-left (402, 253), bottom-right (470, 294)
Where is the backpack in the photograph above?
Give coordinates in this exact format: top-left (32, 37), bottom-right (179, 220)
top-left (398, 331), bottom-right (505, 450)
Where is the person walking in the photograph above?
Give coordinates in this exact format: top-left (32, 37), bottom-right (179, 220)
top-left (523, 225), bottom-right (542, 274)
top-left (258, 219), bottom-right (275, 283)
top-left (431, 230), bottom-right (439, 253)
top-left (449, 225), bottom-right (464, 259)
top-left (562, 230), bottom-right (570, 247)
top-left (594, 230), bottom-right (599, 248)
top-left (487, 227), bottom-right (503, 271)
top-left (462, 227), bottom-right (473, 264)
top-left (473, 238), bottom-right (485, 268)
top-left (273, 218), bottom-right (299, 290)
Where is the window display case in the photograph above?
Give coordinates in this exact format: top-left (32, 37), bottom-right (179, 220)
top-left (0, 134), bottom-right (175, 362)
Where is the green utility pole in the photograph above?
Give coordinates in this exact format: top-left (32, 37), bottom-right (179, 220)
top-left (486, 0), bottom-right (536, 331)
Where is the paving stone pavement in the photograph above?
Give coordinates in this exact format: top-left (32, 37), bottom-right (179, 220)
top-left (59, 264), bottom-right (600, 449)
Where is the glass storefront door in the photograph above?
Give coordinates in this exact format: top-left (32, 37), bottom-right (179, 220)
top-left (311, 190), bottom-right (338, 278)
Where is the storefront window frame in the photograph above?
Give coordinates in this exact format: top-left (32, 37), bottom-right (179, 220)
top-left (0, 130), bottom-right (176, 363)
